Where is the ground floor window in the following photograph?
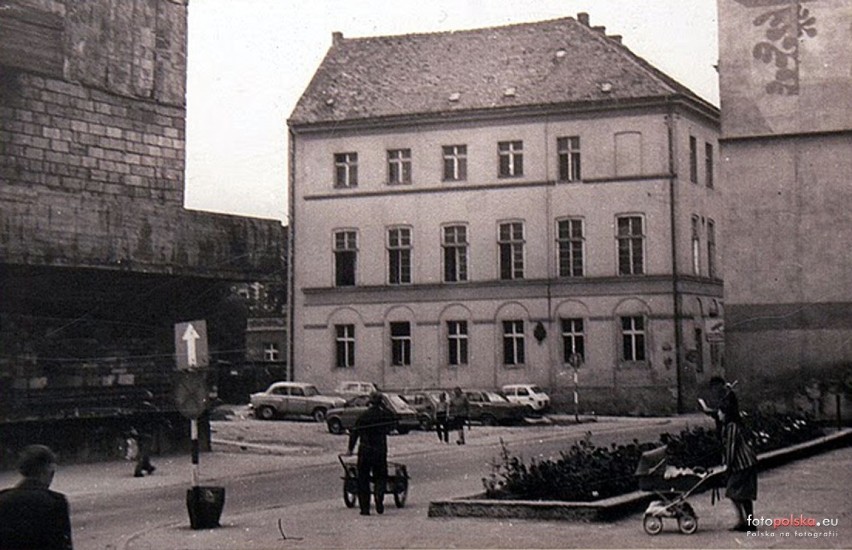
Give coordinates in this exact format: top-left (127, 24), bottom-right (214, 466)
top-left (390, 322), bottom-right (411, 366)
top-left (335, 324), bottom-right (355, 368)
top-left (502, 320), bottom-right (525, 366)
top-left (620, 316), bottom-right (646, 361)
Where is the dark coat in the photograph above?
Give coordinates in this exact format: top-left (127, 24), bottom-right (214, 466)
top-left (348, 404), bottom-right (396, 458)
top-left (0, 478), bottom-right (73, 550)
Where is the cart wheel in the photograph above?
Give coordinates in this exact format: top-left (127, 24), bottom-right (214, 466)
top-left (393, 479), bottom-right (408, 508)
top-left (643, 515), bottom-right (663, 535)
top-left (343, 484), bottom-right (357, 508)
top-left (678, 513), bottom-right (698, 534)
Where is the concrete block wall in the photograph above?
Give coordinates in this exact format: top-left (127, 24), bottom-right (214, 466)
top-left (0, 70), bottom-right (186, 206)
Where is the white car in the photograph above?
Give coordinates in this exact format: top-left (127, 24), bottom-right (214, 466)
top-left (250, 382), bottom-right (345, 422)
top-left (333, 381), bottom-right (378, 399)
top-left (501, 384), bottom-right (551, 412)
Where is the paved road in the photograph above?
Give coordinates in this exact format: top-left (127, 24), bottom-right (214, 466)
top-left (4, 414), bottom-right (848, 549)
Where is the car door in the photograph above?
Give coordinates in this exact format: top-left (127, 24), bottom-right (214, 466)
top-left (288, 386), bottom-right (309, 415)
top-left (465, 391), bottom-right (485, 421)
top-left (270, 385), bottom-right (289, 414)
top-left (516, 386), bottom-right (531, 407)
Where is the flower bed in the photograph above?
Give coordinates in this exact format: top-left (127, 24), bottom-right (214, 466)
top-left (482, 412), bottom-right (823, 502)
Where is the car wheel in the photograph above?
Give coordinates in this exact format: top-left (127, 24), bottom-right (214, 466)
top-left (328, 418), bottom-right (344, 435)
top-left (312, 408), bottom-right (327, 422)
top-left (394, 478), bottom-right (408, 508)
top-left (418, 416), bottom-right (432, 431)
top-left (481, 414), bottom-right (498, 426)
top-left (258, 406), bottom-right (276, 420)
top-left (343, 485), bottom-right (357, 508)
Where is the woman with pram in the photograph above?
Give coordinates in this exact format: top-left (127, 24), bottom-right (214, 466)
top-left (700, 376), bottom-right (758, 532)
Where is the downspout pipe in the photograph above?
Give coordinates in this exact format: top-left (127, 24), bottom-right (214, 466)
top-left (666, 100), bottom-right (684, 414)
top-left (287, 127), bottom-right (296, 382)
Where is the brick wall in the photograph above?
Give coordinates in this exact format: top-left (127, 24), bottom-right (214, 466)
top-left (0, 0), bottom-right (285, 279)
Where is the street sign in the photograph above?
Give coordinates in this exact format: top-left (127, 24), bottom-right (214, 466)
top-left (175, 320), bottom-right (209, 370)
top-left (174, 371), bottom-right (209, 419)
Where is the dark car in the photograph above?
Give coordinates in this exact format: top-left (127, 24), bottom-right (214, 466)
top-left (463, 390), bottom-right (529, 426)
top-left (400, 392), bottom-right (442, 430)
top-left (326, 392), bottom-right (420, 435)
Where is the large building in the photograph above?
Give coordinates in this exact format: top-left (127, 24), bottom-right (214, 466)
top-left (718, 0), bottom-right (852, 416)
top-left (288, 14), bottom-right (722, 414)
top-left (0, 0), bottom-right (285, 464)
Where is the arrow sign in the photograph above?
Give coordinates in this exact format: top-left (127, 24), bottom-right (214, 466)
top-left (182, 324), bottom-right (200, 367)
top-left (175, 320), bottom-right (209, 370)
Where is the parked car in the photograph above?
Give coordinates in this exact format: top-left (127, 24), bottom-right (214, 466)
top-left (249, 382), bottom-right (345, 422)
top-left (463, 390), bottom-right (529, 426)
top-left (501, 384), bottom-right (551, 412)
top-left (400, 392), bottom-right (442, 430)
top-left (333, 380), bottom-right (379, 400)
top-left (326, 392), bottom-right (419, 435)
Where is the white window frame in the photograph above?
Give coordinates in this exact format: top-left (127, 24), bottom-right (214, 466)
top-left (335, 324), bottom-right (355, 368)
top-left (390, 322), bottom-right (412, 367)
top-left (621, 316), bottom-right (646, 362)
top-left (442, 145), bottom-right (467, 181)
top-left (498, 140), bottom-right (523, 178)
top-left (333, 229), bottom-right (358, 287)
top-left (447, 320), bottom-right (469, 366)
top-left (502, 320), bottom-right (525, 366)
top-left (498, 221), bottom-right (525, 280)
top-left (691, 215), bottom-right (701, 276)
top-left (560, 318), bottom-right (585, 364)
top-left (263, 342), bottom-right (280, 362)
top-left (334, 152), bottom-right (358, 188)
top-left (616, 215), bottom-right (645, 276)
top-left (387, 226), bottom-right (412, 285)
top-left (442, 224), bottom-right (469, 283)
top-left (387, 148), bottom-right (412, 185)
top-left (557, 218), bottom-right (584, 277)
top-left (557, 136), bottom-right (581, 182)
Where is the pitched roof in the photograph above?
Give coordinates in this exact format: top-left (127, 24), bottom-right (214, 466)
top-left (289, 15), bottom-right (713, 127)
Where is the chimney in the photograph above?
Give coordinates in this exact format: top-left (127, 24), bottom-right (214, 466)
top-left (608, 35), bottom-right (623, 44)
top-left (577, 12), bottom-right (589, 26)
top-left (332, 31), bottom-right (343, 46)
top-left (592, 25), bottom-right (606, 34)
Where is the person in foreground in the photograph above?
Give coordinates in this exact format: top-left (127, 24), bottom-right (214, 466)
top-left (348, 392), bottom-right (397, 516)
top-left (700, 376), bottom-right (758, 532)
top-left (0, 444), bottom-right (73, 549)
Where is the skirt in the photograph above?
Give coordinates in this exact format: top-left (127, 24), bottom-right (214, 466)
top-left (726, 467), bottom-right (758, 501)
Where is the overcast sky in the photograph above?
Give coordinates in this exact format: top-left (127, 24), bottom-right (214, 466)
top-left (184, 1), bottom-right (719, 224)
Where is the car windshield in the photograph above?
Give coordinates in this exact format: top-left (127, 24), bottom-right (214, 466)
top-left (386, 394), bottom-right (414, 412)
top-left (303, 385), bottom-right (319, 396)
top-left (484, 391), bottom-right (509, 402)
top-left (530, 386), bottom-right (543, 393)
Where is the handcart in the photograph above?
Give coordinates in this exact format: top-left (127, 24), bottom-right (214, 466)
top-left (634, 446), bottom-right (725, 535)
top-left (338, 454), bottom-right (409, 508)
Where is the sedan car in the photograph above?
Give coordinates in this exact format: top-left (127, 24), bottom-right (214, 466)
top-left (250, 382), bottom-right (345, 422)
top-left (501, 384), bottom-right (551, 412)
top-left (326, 393), bottom-right (420, 435)
top-left (463, 389), bottom-right (529, 426)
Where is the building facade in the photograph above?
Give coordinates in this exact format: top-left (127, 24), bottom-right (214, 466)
top-left (718, 0), bottom-right (852, 416)
top-left (289, 15), bottom-right (722, 414)
top-left (0, 0), bottom-right (285, 464)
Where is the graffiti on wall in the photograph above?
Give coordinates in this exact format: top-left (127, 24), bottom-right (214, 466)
top-left (747, 1), bottom-right (818, 95)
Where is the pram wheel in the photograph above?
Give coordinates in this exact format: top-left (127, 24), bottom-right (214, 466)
top-left (677, 512), bottom-right (698, 534)
top-left (643, 515), bottom-right (663, 535)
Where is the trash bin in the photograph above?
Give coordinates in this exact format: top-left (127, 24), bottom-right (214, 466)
top-left (186, 486), bottom-right (225, 529)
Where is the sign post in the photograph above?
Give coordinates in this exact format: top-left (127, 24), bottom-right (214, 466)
top-left (174, 320), bottom-right (224, 529)
top-left (569, 353), bottom-right (583, 423)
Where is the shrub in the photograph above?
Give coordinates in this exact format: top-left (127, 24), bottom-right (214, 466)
top-left (483, 413), bottom-right (823, 502)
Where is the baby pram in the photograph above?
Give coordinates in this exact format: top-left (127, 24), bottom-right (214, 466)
top-left (634, 446), bottom-right (724, 535)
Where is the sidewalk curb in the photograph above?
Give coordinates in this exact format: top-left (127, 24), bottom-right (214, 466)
top-left (427, 428), bottom-right (852, 521)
